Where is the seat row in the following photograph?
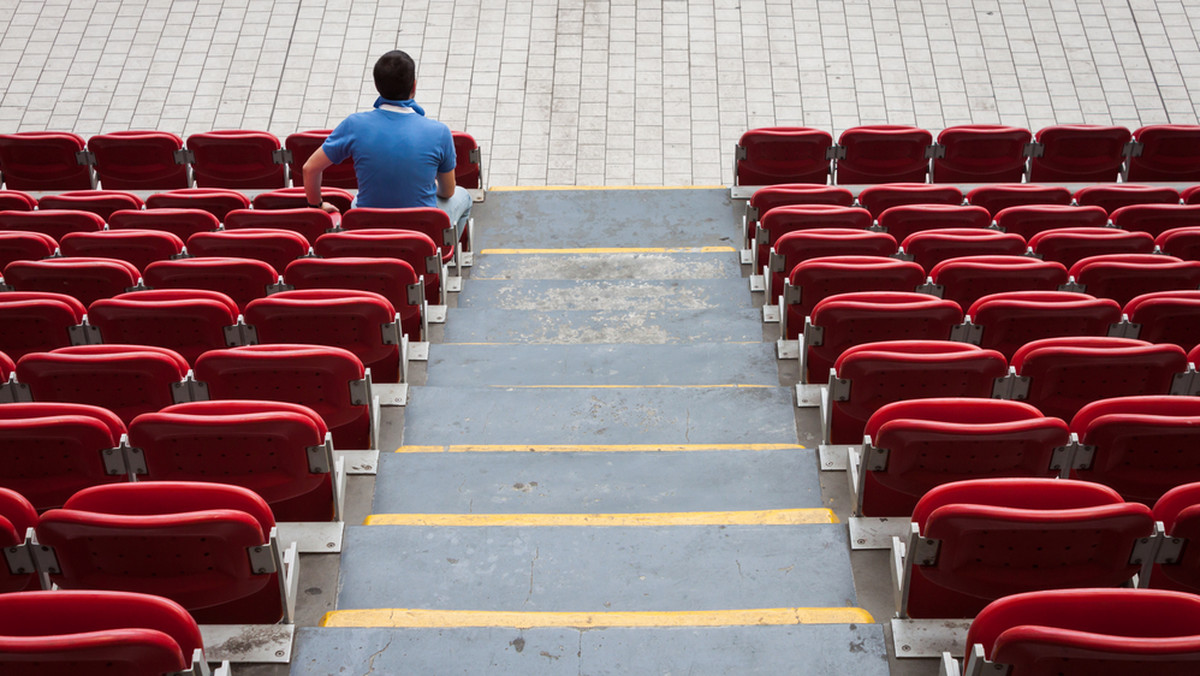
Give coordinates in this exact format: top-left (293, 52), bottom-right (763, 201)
top-left (735, 123), bottom-right (1200, 185)
top-left (0, 129), bottom-right (482, 191)
top-left (0, 186), bottom-right (357, 219)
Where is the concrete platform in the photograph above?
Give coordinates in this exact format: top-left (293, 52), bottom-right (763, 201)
top-left (441, 307), bottom-right (767, 344)
top-left (472, 250), bottom-right (744, 281)
top-left (455, 277), bottom-right (754, 311)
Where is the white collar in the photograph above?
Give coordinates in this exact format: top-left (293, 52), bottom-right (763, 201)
top-left (379, 104), bottom-right (416, 114)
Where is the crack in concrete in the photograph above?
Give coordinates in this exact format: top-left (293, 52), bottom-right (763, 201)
top-left (363, 636), bottom-right (392, 675)
top-left (525, 546), bottom-right (540, 605)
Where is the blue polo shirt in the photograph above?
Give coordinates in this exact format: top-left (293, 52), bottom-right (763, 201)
top-left (321, 106), bottom-right (456, 209)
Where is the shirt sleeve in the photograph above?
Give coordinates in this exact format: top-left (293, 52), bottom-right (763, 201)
top-left (321, 118), bottom-right (354, 165)
top-left (437, 126), bottom-right (456, 174)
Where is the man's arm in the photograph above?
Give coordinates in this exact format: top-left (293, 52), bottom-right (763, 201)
top-left (302, 147), bottom-right (339, 213)
top-left (436, 170), bottom-right (456, 200)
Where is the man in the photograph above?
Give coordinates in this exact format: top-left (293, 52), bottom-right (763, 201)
top-left (302, 49), bottom-right (471, 230)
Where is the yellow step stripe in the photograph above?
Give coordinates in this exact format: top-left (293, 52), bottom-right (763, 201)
top-left (396, 443), bottom-right (807, 453)
top-left (480, 246), bottom-right (736, 254)
top-left (488, 185), bottom-right (727, 192)
top-left (365, 509), bottom-right (837, 527)
top-left (322, 607), bottom-right (874, 628)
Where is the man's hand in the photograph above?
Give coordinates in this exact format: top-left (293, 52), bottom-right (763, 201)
top-left (317, 201), bottom-right (339, 214)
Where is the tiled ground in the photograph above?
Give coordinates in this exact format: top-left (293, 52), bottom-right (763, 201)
top-left (3, 0), bottom-right (1200, 186)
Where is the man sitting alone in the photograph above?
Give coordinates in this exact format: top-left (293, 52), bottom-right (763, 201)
top-left (302, 49), bottom-right (471, 231)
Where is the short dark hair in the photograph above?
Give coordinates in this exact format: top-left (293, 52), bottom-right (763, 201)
top-left (373, 50), bottom-right (415, 99)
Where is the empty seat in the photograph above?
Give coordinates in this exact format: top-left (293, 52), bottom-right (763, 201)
top-left (88, 130), bottom-right (190, 190)
top-left (0, 132), bottom-right (92, 190)
top-left (755, 204), bottom-right (873, 268)
top-left (0, 488), bottom-right (36, 592)
top-left (3, 257), bottom-right (141, 306)
top-left (0, 291), bottom-right (87, 360)
top-left (1184, 185), bottom-right (1200, 206)
top-left (733, 127), bottom-right (834, 185)
top-left (37, 190), bottom-right (144, 220)
top-left (1069, 253), bottom-right (1200, 306)
top-left (967, 184), bottom-right (1074, 216)
top-left (802, 291), bottom-right (962, 384)
top-left (87, 290), bottom-right (241, 364)
top-left (1121, 290), bottom-right (1200, 348)
top-left (1007, 337), bottom-right (1188, 421)
top-left (900, 228), bottom-right (1026, 270)
top-left (1157, 226), bottom-right (1200, 260)
top-left (992, 204), bottom-right (1110, 239)
top-left (186, 130), bottom-right (287, 188)
top-left (314, 229), bottom-right (444, 305)
top-left (1028, 227), bottom-right (1155, 267)
top-left (145, 188), bottom-right (250, 221)
top-left (452, 131), bottom-right (483, 190)
top-left (931, 124), bottom-right (1032, 183)
top-left (1028, 124), bottom-right (1132, 182)
top-left (835, 126), bottom-right (933, 184)
top-left (0, 402), bottom-right (127, 511)
top-left (930, 255), bottom-right (1069, 309)
top-left (285, 129), bottom-right (356, 188)
top-left (0, 232), bottom-right (56, 270)
top-left (284, 257), bottom-right (423, 341)
top-left (781, 256), bottom-right (926, 339)
top-left (107, 208), bottom-right (221, 240)
top-left (342, 207), bottom-right (457, 264)
top-left (1111, 204), bottom-right (1200, 238)
top-left (223, 207), bottom-right (339, 241)
top-left (59, 229), bottom-right (184, 271)
top-left (901, 478), bottom-right (1153, 619)
top-left (186, 228), bottom-right (310, 275)
top-left (744, 184), bottom-right (855, 246)
top-left (1071, 396), bottom-right (1200, 504)
top-left (1075, 184), bottom-right (1181, 214)
top-left (958, 588), bottom-right (1200, 676)
top-left (0, 590), bottom-right (221, 676)
top-left (142, 257), bottom-right (279, 311)
top-left (194, 344), bottom-right (372, 449)
top-left (857, 398), bottom-right (1067, 517)
top-left (965, 291), bottom-right (1122, 359)
top-left (768, 228), bottom-right (897, 300)
top-left (876, 204), bottom-right (992, 242)
top-left (0, 210), bottom-right (105, 240)
top-left (826, 340), bottom-right (1007, 444)
top-left (0, 190), bottom-right (36, 211)
top-left (250, 186), bottom-right (355, 214)
top-left (1152, 482), bottom-right (1200, 593)
top-left (129, 400), bottom-right (336, 522)
top-left (857, 183), bottom-right (963, 219)
top-left (36, 481), bottom-right (287, 624)
top-left (1127, 124), bottom-right (1200, 182)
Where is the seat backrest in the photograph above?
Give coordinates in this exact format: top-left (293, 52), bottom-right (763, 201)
top-left (89, 131), bottom-right (189, 190)
top-left (3, 257), bottom-right (142, 306)
top-left (452, 130), bottom-right (482, 189)
top-left (0, 132), bottom-right (91, 190)
top-left (15, 345), bottom-right (190, 424)
top-left (836, 126), bottom-right (933, 184)
top-left (734, 127), bottom-right (834, 185)
top-left (0, 402), bottom-right (127, 511)
top-left (0, 209), bottom-right (105, 240)
top-left (901, 228), bottom-right (1026, 270)
top-left (284, 256), bottom-right (422, 340)
top-left (250, 186), bottom-right (355, 214)
top-left (145, 188), bottom-right (250, 221)
top-left (1070, 253), bottom-right (1200, 306)
top-left (186, 130), bottom-right (286, 188)
top-left (0, 352), bottom-right (12, 381)
top-left (1157, 226), bottom-right (1200, 261)
top-left (1129, 124), bottom-right (1200, 181)
top-left (967, 290), bottom-right (1122, 359)
top-left (771, 229), bottom-right (897, 298)
top-left (1030, 125), bottom-right (1132, 182)
top-left (314, 229), bottom-right (442, 305)
top-left (88, 289), bottom-right (240, 365)
top-left (992, 204), bottom-right (1110, 239)
top-left (37, 481), bottom-right (282, 624)
top-left (59, 229), bottom-right (184, 271)
top-left (856, 183), bottom-right (963, 219)
top-left (786, 255), bottom-right (926, 323)
top-left (1111, 204), bottom-right (1200, 238)
top-left (746, 184), bottom-right (855, 240)
top-left (758, 204), bottom-right (874, 268)
top-left (829, 340), bottom-right (1008, 444)
top-left (931, 255), bottom-right (1069, 309)
top-left (1028, 227), bottom-right (1155, 267)
top-left (37, 190), bottom-right (144, 220)
top-left (0, 231), bottom-right (57, 270)
top-left (0, 487), bottom-right (38, 592)
top-left (1011, 337), bottom-right (1188, 421)
top-left (285, 129), bottom-right (356, 188)
top-left (142, 256), bottom-right (278, 311)
top-left (0, 190), bottom-right (38, 211)
top-left (932, 124), bottom-right (1033, 183)
top-left (1075, 185), bottom-right (1181, 214)
top-left (223, 207), bottom-right (337, 241)
top-left (967, 184), bottom-right (1073, 216)
top-left (0, 291), bottom-right (88, 360)
top-left (186, 228), bottom-right (310, 274)
top-left (342, 207), bottom-right (456, 262)
top-left (1124, 290), bottom-right (1200, 347)
top-left (107, 208), bottom-right (221, 240)
top-left (876, 204), bottom-right (992, 241)
top-left (860, 398), bottom-right (1066, 517)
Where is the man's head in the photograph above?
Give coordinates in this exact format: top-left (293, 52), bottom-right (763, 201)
top-left (373, 50), bottom-right (416, 100)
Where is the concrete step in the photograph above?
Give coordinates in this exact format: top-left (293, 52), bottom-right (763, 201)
top-left (440, 307), bottom-right (766, 344)
top-left (455, 277), bottom-right (754, 312)
top-left (471, 249), bottom-right (742, 281)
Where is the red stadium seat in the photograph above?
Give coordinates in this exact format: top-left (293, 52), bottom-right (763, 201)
top-left (1028, 227), bottom-right (1155, 267)
top-left (1127, 124), bottom-right (1200, 181)
top-left (314, 229), bottom-right (444, 305)
top-left (0, 352), bottom-right (12, 381)
top-left (0, 232), bottom-right (57, 270)
top-left (0, 488), bottom-right (37, 592)
top-left (0, 210), bottom-right (105, 240)
top-left (1028, 124), bottom-right (1131, 182)
top-left (342, 207), bottom-right (457, 265)
top-left (876, 204), bottom-right (992, 242)
top-left (452, 130), bottom-right (483, 189)
top-left (900, 478), bottom-right (1153, 619)
top-left (964, 291), bottom-right (1121, 360)
top-left (1121, 291), bottom-right (1200, 348)
top-left (186, 130), bottom-right (287, 188)
top-left (0, 190), bottom-right (37, 211)
top-left (250, 186), bottom-right (355, 214)
top-left (857, 399), bottom-right (1067, 517)
top-left (107, 208), bottom-right (220, 240)
top-left (285, 129), bottom-right (356, 188)
top-left (1069, 253), bottom-right (1200, 306)
top-left (835, 126), bottom-right (933, 184)
top-left (0, 132), bottom-right (92, 190)
top-left (59, 229), bottom-right (184, 271)
top-left (780, 256), bottom-right (926, 340)
top-left (992, 204), bottom-right (1109, 239)
top-left (1152, 482), bottom-right (1200, 593)
top-left (0, 291), bottom-right (87, 360)
top-left (1111, 204), bottom-right (1200, 238)
top-left (223, 207), bottom-right (339, 242)
top-left (967, 184), bottom-right (1073, 216)
top-left (1157, 226), bottom-right (1200, 260)
top-left (744, 184), bottom-right (854, 247)
top-left (1184, 185), bottom-right (1200, 205)
top-left (857, 183), bottom-right (963, 219)
top-left (1007, 337), bottom-right (1188, 421)
top-left (3, 257), bottom-right (141, 306)
top-left (87, 289), bottom-right (241, 364)
top-left (1074, 184), bottom-right (1180, 214)
top-left (186, 228), bottom-right (310, 274)
top-left (755, 204), bottom-right (873, 268)
top-left (929, 255), bottom-right (1069, 309)
top-left (931, 124), bottom-right (1032, 183)
top-left (88, 130), bottom-right (190, 190)
top-left (900, 228), bottom-right (1026, 270)
top-left (734, 127), bottom-right (834, 185)
top-left (37, 190), bottom-right (144, 220)
top-left (145, 188), bottom-right (250, 221)
top-left (768, 228), bottom-right (897, 300)
top-left (284, 257), bottom-right (424, 341)
top-left (142, 257), bottom-right (279, 311)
